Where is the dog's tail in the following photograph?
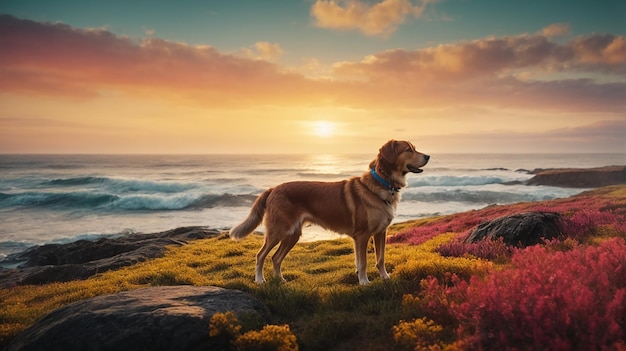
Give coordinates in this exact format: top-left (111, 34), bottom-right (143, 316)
top-left (229, 188), bottom-right (272, 240)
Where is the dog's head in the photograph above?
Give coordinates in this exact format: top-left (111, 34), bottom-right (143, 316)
top-left (370, 140), bottom-right (430, 176)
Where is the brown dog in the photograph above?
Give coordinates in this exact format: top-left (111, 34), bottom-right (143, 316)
top-left (229, 140), bottom-right (430, 285)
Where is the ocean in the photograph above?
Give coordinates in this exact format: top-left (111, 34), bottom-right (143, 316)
top-left (0, 153), bottom-right (623, 259)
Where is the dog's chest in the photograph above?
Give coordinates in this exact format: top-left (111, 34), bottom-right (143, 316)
top-left (364, 203), bottom-right (395, 234)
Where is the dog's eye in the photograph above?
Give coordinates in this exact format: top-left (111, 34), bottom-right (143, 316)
top-left (406, 147), bottom-right (413, 153)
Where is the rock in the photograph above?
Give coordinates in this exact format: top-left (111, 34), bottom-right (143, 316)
top-left (464, 212), bottom-right (563, 247)
top-left (526, 166), bottom-right (626, 188)
top-left (6, 286), bottom-right (271, 351)
top-left (0, 227), bottom-right (220, 288)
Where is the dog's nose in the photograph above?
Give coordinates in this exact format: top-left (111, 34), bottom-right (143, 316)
top-left (424, 154), bottom-right (430, 162)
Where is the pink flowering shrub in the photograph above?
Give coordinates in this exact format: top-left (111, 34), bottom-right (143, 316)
top-left (417, 238), bottom-right (626, 350)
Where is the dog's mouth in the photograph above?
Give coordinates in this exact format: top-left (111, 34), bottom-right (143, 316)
top-left (407, 164), bottom-right (424, 173)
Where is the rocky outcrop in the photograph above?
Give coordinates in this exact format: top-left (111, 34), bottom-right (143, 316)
top-left (527, 166), bottom-right (626, 188)
top-left (464, 212), bottom-right (563, 247)
top-left (0, 227), bottom-right (220, 288)
top-left (6, 286), bottom-right (270, 351)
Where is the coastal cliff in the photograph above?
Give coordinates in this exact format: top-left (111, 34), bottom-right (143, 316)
top-left (526, 165), bottom-right (626, 188)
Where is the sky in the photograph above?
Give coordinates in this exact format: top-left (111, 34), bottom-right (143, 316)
top-left (0, 0), bottom-right (625, 154)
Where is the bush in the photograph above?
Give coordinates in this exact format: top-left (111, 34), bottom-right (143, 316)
top-left (392, 317), bottom-right (444, 350)
top-left (436, 237), bottom-right (512, 262)
top-left (419, 238), bottom-right (626, 350)
top-left (234, 324), bottom-right (298, 351)
top-left (209, 311), bottom-right (241, 339)
top-left (563, 208), bottom-right (626, 240)
top-left (209, 312), bottom-right (299, 351)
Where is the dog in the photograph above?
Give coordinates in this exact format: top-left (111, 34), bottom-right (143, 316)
top-left (229, 140), bottom-right (429, 285)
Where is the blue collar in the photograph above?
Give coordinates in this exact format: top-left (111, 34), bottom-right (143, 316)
top-left (370, 168), bottom-right (400, 193)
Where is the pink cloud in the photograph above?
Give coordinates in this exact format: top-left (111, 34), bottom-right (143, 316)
top-left (1, 15), bottom-right (624, 113)
top-left (0, 15), bottom-right (311, 105)
top-left (310, 0), bottom-right (435, 37)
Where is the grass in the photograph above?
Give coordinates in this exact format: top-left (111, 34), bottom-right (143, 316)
top-left (1, 185), bottom-right (625, 350)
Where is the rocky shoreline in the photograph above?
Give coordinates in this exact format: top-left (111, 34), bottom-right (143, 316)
top-left (525, 165), bottom-right (626, 188)
top-left (0, 227), bottom-right (221, 289)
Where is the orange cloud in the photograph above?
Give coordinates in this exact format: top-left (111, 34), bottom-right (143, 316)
top-left (540, 23), bottom-right (570, 37)
top-left (254, 41), bottom-right (284, 61)
top-left (333, 31), bottom-right (626, 82)
top-left (310, 0), bottom-right (435, 37)
top-left (570, 34), bottom-right (626, 65)
top-left (239, 41), bottom-right (284, 62)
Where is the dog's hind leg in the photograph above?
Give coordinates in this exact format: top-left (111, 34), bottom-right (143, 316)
top-left (256, 234), bottom-right (280, 284)
top-left (271, 228), bottom-right (301, 281)
top-left (373, 230), bottom-right (390, 280)
top-left (353, 235), bottom-right (370, 285)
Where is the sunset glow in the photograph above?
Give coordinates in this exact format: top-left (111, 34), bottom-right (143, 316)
top-left (314, 121), bottom-right (335, 138)
top-left (0, 1), bottom-right (624, 154)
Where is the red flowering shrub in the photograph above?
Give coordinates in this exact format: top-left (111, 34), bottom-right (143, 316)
top-left (389, 212), bottom-right (492, 245)
top-left (391, 187), bottom-right (626, 245)
top-left (418, 238), bottom-right (626, 350)
top-left (563, 208), bottom-right (626, 240)
top-left (436, 237), bottom-right (513, 262)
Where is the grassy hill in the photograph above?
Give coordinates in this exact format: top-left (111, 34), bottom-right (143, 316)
top-left (1, 186), bottom-right (625, 350)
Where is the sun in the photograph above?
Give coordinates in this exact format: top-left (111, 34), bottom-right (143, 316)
top-left (314, 120), bottom-right (334, 138)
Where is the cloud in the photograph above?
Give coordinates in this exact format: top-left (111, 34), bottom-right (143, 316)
top-left (328, 28), bottom-right (626, 111)
top-left (540, 23), bottom-right (570, 37)
top-left (0, 15), bottom-right (624, 114)
top-left (332, 31), bottom-right (626, 82)
top-left (239, 41), bottom-right (284, 62)
top-left (310, 0), bottom-right (435, 37)
top-left (0, 15), bottom-right (308, 105)
top-left (569, 34), bottom-right (626, 65)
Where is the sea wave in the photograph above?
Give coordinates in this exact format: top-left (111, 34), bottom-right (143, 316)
top-left (408, 174), bottom-right (527, 187)
top-left (0, 191), bottom-right (119, 209)
top-left (43, 176), bottom-right (197, 193)
top-left (0, 191), bottom-right (257, 211)
top-left (402, 189), bottom-right (555, 204)
top-left (46, 176), bottom-right (108, 186)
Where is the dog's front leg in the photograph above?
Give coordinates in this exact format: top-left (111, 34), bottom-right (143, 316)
top-left (354, 235), bottom-right (370, 285)
top-left (373, 230), bottom-right (390, 280)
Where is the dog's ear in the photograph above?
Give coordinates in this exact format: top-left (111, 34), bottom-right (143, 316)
top-left (380, 140), bottom-right (399, 165)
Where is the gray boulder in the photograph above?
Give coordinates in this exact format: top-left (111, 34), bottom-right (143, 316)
top-left (0, 227), bottom-right (220, 288)
top-left (464, 212), bottom-right (563, 247)
top-left (6, 286), bottom-right (270, 351)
